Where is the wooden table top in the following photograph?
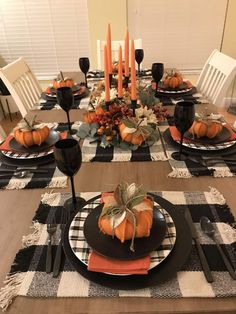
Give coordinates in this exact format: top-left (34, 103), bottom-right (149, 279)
top-left (0, 105), bottom-right (236, 314)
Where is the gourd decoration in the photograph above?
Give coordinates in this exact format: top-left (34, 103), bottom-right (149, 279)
top-left (98, 182), bottom-right (154, 251)
top-left (13, 116), bottom-right (50, 148)
top-left (163, 69), bottom-right (183, 89)
top-left (118, 117), bottom-right (156, 146)
top-left (52, 78), bottom-right (74, 89)
top-left (188, 118), bottom-right (223, 139)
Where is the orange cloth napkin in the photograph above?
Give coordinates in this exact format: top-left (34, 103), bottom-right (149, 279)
top-left (88, 251), bottom-right (150, 275)
top-left (169, 124), bottom-right (236, 143)
top-left (0, 131), bottom-right (68, 152)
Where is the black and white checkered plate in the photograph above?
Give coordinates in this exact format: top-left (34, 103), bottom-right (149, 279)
top-left (68, 197), bottom-right (176, 275)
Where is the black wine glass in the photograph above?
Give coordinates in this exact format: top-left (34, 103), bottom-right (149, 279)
top-left (56, 86), bottom-right (77, 135)
top-left (79, 57), bottom-right (90, 88)
top-left (151, 63), bottom-right (164, 97)
top-left (171, 101), bottom-right (195, 161)
top-left (135, 49), bottom-right (144, 77)
top-left (54, 139), bottom-right (86, 214)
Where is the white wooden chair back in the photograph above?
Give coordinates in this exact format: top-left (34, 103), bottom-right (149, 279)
top-left (0, 125), bottom-right (6, 143)
top-left (0, 57), bottom-right (42, 117)
top-left (97, 39), bottom-right (142, 70)
top-left (196, 49), bottom-right (236, 107)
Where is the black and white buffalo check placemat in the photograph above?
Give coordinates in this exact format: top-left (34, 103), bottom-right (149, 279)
top-left (0, 122), bottom-right (82, 189)
top-left (0, 188), bottom-right (235, 311)
top-left (81, 136), bottom-right (168, 162)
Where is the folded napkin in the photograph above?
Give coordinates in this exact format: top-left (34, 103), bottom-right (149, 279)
top-left (88, 251), bottom-right (150, 275)
top-left (169, 124), bottom-right (236, 143)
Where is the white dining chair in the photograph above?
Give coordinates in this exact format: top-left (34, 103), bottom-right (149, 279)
top-left (0, 57), bottom-right (42, 117)
top-left (196, 49), bottom-right (236, 107)
top-left (96, 39), bottom-right (142, 70)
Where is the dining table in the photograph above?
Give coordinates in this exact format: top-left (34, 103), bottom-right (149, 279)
top-left (0, 76), bottom-right (235, 314)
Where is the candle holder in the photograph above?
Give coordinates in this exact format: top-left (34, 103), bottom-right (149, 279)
top-left (131, 99), bottom-right (137, 117)
top-left (123, 76), bottom-right (129, 88)
top-left (105, 101), bottom-right (111, 111)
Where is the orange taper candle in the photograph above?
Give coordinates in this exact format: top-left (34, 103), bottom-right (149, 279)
top-left (107, 23), bottom-right (112, 74)
top-left (124, 29), bottom-right (129, 77)
top-left (118, 46), bottom-right (123, 98)
top-left (104, 44), bottom-right (110, 102)
top-left (130, 39), bottom-right (137, 100)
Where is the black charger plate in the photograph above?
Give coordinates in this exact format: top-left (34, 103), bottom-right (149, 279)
top-left (9, 130), bottom-right (59, 153)
top-left (63, 193), bottom-right (192, 290)
top-left (163, 128), bottom-right (236, 157)
top-left (83, 206), bottom-right (167, 260)
top-left (184, 127), bottom-right (230, 145)
top-left (0, 151), bottom-right (55, 166)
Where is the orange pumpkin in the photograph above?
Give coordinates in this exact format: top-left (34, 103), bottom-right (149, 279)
top-left (119, 122), bottom-right (147, 145)
top-left (53, 78), bottom-right (74, 89)
top-left (84, 111), bottom-right (97, 124)
top-left (98, 196), bottom-right (153, 242)
top-left (188, 120), bottom-right (208, 138)
top-left (188, 120), bottom-right (223, 139)
top-left (164, 74), bottom-right (183, 89)
top-left (14, 126), bottom-right (50, 148)
top-left (206, 121), bottom-right (223, 139)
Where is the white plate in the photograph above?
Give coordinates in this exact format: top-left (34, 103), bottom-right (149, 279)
top-left (179, 139), bottom-right (236, 151)
top-left (68, 199), bottom-right (176, 275)
top-left (1, 148), bottom-right (53, 159)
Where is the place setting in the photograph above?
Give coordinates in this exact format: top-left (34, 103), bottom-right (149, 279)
top-left (149, 66), bottom-right (208, 106)
top-left (1, 182), bottom-right (236, 311)
top-left (37, 69), bottom-right (90, 111)
top-left (162, 102), bottom-right (236, 178)
top-left (0, 115), bottom-right (82, 189)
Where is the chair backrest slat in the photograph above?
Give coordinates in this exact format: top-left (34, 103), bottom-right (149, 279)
top-left (0, 57), bottom-right (42, 117)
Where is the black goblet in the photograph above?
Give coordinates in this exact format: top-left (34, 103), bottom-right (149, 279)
top-left (56, 86), bottom-right (77, 135)
top-left (135, 49), bottom-right (144, 77)
top-left (79, 57), bottom-right (90, 88)
top-left (171, 101), bottom-right (195, 161)
top-left (54, 139), bottom-right (86, 214)
top-left (151, 63), bottom-right (164, 97)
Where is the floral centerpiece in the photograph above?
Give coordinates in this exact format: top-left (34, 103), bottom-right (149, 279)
top-left (77, 83), bottom-right (169, 149)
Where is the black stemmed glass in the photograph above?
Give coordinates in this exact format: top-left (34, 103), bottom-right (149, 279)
top-left (135, 49), bottom-right (144, 77)
top-left (56, 86), bottom-right (77, 135)
top-left (54, 139), bottom-right (86, 214)
top-left (79, 57), bottom-right (90, 88)
top-left (171, 101), bottom-right (195, 161)
top-left (151, 63), bottom-right (164, 97)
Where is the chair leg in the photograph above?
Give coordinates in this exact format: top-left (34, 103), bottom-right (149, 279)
top-left (0, 99), bottom-right (6, 119)
top-left (5, 99), bottom-right (12, 122)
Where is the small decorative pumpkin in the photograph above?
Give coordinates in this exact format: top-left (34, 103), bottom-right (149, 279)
top-left (188, 119), bottom-right (223, 139)
top-left (163, 69), bottom-right (183, 89)
top-left (52, 78), bottom-right (74, 89)
top-left (119, 120), bottom-right (149, 146)
top-left (13, 116), bottom-right (50, 148)
top-left (98, 182), bottom-right (153, 251)
top-left (83, 111), bottom-right (97, 124)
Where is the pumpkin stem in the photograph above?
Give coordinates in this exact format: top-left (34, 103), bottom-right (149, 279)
top-left (23, 117), bottom-right (33, 130)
